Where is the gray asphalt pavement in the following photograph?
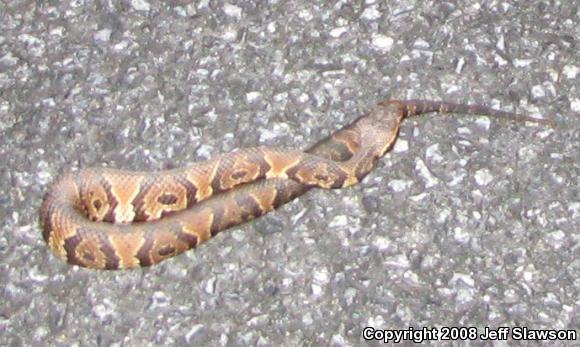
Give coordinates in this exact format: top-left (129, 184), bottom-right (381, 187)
top-left (1, 1), bottom-right (578, 346)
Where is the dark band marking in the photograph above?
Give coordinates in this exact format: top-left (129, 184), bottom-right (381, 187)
top-left (101, 178), bottom-right (118, 223)
top-left (231, 170), bottom-right (248, 180)
top-left (254, 151), bottom-right (272, 177)
top-left (40, 202), bottom-right (53, 243)
top-left (64, 228), bottom-right (120, 269)
top-left (324, 141), bottom-right (356, 161)
top-left (285, 160), bottom-right (349, 189)
top-left (175, 173), bottom-right (198, 208)
top-left (354, 149), bottom-right (380, 182)
top-left (157, 193), bottom-right (178, 205)
top-left (271, 186), bottom-right (291, 209)
top-left (136, 236), bottom-right (155, 267)
top-left (160, 209), bottom-right (178, 219)
top-left (63, 232), bottom-right (84, 266)
top-left (330, 167), bottom-right (349, 188)
top-left (211, 157), bottom-right (233, 193)
top-left (131, 179), bottom-right (156, 222)
top-left (234, 193), bottom-right (264, 222)
top-left (97, 231), bottom-right (120, 270)
top-left (209, 205), bottom-right (226, 237)
top-left (174, 228), bottom-right (198, 249)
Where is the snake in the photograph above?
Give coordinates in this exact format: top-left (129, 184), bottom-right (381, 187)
top-left (39, 99), bottom-right (552, 270)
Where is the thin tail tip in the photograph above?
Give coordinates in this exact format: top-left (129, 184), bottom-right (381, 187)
top-left (521, 116), bottom-right (558, 128)
top-left (380, 99), bottom-right (559, 128)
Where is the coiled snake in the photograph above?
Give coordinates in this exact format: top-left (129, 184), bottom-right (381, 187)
top-left (40, 100), bottom-right (552, 270)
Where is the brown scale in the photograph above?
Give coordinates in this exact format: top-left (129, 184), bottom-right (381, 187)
top-left (39, 100), bottom-right (554, 269)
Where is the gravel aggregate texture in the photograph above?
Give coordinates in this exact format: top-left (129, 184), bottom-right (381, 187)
top-left (1, 0), bottom-right (579, 346)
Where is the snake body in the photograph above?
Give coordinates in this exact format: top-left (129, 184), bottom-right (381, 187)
top-left (40, 100), bottom-right (550, 270)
